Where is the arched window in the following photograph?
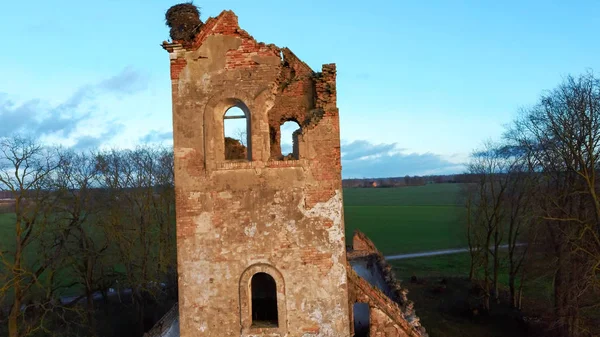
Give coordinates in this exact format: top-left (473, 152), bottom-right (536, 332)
top-left (239, 264), bottom-right (286, 333)
top-left (224, 106), bottom-right (250, 160)
top-left (251, 272), bottom-right (278, 327)
top-left (279, 120), bottom-right (301, 160)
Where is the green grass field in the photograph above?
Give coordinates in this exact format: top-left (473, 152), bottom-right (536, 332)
top-left (391, 253), bottom-right (553, 301)
top-left (0, 184), bottom-right (468, 258)
top-left (343, 184), bottom-right (467, 255)
top-left (343, 184), bottom-right (464, 207)
top-left (1, 184), bottom-right (470, 295)
top-left (2, 184), bottom-right (557, 337)
top-left (0, 212), bottom-right (15, 246)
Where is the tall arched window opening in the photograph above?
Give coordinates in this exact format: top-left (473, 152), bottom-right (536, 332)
top-left (279, 120), bottom-right (301, 160)
top-left (224, 106), bottom-right (249, 160)
top-left (251, 272), bottom-right (278, 327)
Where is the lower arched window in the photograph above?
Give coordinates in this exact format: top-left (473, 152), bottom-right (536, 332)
top-left (251, 272), bottom-right (278, 327)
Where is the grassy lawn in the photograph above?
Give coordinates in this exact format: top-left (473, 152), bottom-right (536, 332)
top-left (0, 212), bottom-right (85, 300)
top-left (1, 184), bottom-right (566, 336)
top-left (2, 185), bottom-right (468, 259)
top-left (0, 212), bottom-right (15, 249)
top-left (344, 205), bottom-right (465, 254)
top-left (343, 184), bottom-right (465, 206)
top-left (392, 253), bottom-right (472, 280)
top-left (0, 211), bottom-right (163, 300)
top-left (343, 184), bottom-right (466, 255)
top-left (393, 275), bottom-right (532, 337)
top-left (391, 253), bottom-right (552, 300)
top-left (390, 254), bottom-right (554, 337)
top-left (342, 182), bottom-right (557, 337)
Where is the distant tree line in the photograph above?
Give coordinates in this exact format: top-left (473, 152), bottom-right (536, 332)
top-left (463, 71), bottom-right (600, 337)
top-left (342, 174), bottom-right (480, 188)
top-left (0, 138), bottom-right (177, 337)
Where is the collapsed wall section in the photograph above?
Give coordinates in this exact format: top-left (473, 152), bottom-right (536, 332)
top-left (348, 267), bottom-right (416, 337)
top-left (348, 231), bottom-right (428, 337)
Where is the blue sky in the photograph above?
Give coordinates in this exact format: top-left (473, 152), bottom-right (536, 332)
top-left (1, 1), bottom-right (599, 178)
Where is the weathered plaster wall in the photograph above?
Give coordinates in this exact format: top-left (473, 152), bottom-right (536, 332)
top-left (164, 10), bottom-right (350, 337)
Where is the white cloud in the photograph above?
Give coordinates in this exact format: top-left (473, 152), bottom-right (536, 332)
top-left (0, 66), bottom-right (149, 147)
top-left (341, 140), bottom-right (466, 178)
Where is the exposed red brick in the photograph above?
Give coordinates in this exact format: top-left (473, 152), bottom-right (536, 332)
top-left (165, 10), bottom-right (349, 335)
top-left (302, 326), bottom-right (320, 333)
top-left (347, 265), bottom-right (419, 337)
top-left (353, 230), bottom-right (379, 254)
top-left (170, 58), bottom-right (187, 80)
top-left (162, 8), bottom-right (426, 337)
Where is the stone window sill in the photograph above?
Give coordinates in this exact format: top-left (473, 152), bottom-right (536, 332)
top-left (217, 160), bottom-right (255, 170)
top-left (215, 159), bottom-right (304, 170)
top-left (265, 159), bottom-right (302, 168)
top-left (241, 326), bottom-right (282, 337)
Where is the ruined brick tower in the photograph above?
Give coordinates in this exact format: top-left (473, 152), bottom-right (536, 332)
top-left (163, 10), bottom-right (351, 337)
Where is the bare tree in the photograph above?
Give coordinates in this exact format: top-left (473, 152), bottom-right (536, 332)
top-left (0, 138), bottom-right (178, 336)
top-left (505, 71), bottom-right (600, 337)
top-left (460, 182), bottom-right (484, 281)
top-left (95, 146), bottom-right (176, 336)
top-left (467, 141), bottom-right (512, 310)
top-left (152, 148), bottom-right (176, 289)
top-left (497, 145), bottom-right (537, 309)
top-left (0, 135), bottom-right (67, 337)
top-left (55, 149), bottom-right (119, 337)
top-left (235, 128), bottom-right (247, 147)
top-left (465, 140), bottom-right (540, 312)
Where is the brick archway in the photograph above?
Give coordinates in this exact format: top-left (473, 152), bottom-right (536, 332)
top-left (239, 263), bottom-right (287, 335)
top-left (203, 92), bottom-right (253, 163)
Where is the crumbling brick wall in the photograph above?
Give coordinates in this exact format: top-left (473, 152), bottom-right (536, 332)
top-left (163, 10), bottom-right (349, 337)
top-left (348, 231), bottom-right (428, 337)
top-left (352, 230), bottom-right (380, 253)
top-left (347, 266), bottom-right (415, 337)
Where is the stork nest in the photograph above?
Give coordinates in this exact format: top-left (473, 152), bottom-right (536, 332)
top-left (165, 3), bottom-right (203, 42)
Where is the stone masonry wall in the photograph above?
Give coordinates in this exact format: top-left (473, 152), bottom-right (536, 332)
top-left (164, 10), bottom-right (350, 337)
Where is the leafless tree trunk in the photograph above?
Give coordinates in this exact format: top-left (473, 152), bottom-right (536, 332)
top-left (504, 71), bottom-right (600, 337)
top-left (462, 184), bottom-right (480, 281)
top-left (56, 149), bottom-right (117, 337)
top-left (95, 146), bottom-right (176, 336)
top-left (0, 135), bottom-right (67, 337)
top-left (467, 141), bottom-right (511, 310)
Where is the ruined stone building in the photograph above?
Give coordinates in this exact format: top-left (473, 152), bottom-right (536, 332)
top-left (150, 7), bottom-right (428, 337)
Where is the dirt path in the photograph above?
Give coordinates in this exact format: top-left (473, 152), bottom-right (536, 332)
top-left (385, 243), bottom-right (526, 260)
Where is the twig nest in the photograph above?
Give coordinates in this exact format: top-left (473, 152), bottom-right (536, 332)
top-left (165, 3), bottom-right (202, 42)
